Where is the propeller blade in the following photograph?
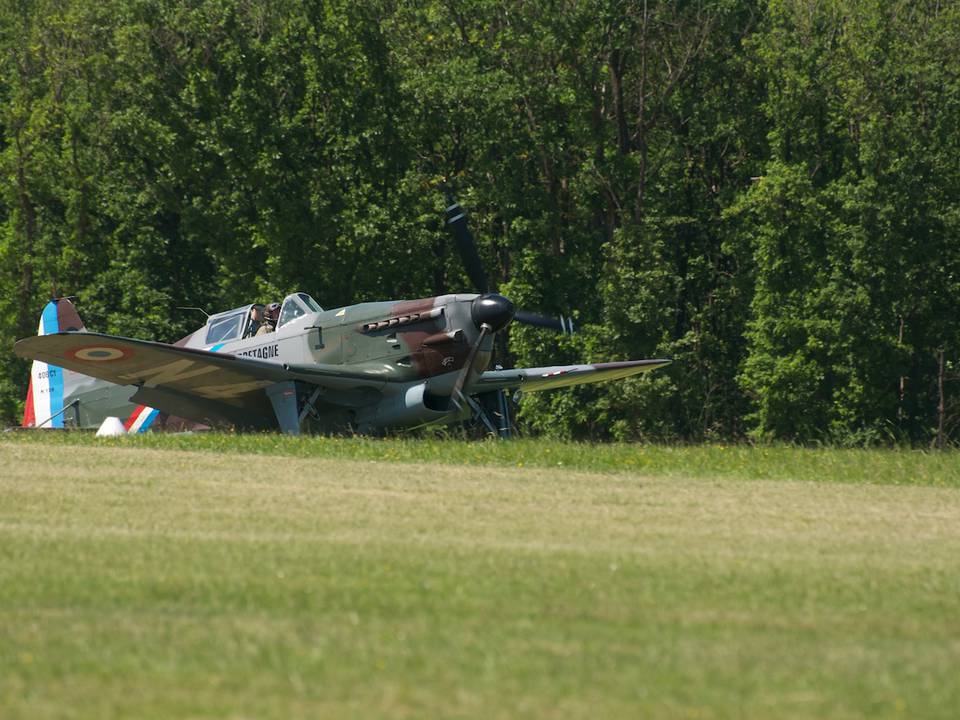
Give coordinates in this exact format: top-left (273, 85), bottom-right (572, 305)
top-left (513, 310), bottom-right (576, 335)
top-left (441, 198), bottom-right (574, 337)
top-left (451, 322), bottom-right (491, 410)
top-left (444, 200), bottom-right (489, 293)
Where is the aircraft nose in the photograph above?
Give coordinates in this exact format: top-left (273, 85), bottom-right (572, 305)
top-left (471, 293), bottom-right (515, 332)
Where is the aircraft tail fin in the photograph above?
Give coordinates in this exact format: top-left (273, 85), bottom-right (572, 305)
top-left (22, 298), bottom-right (164, 432)
top-left (22, 298), bottom-right (90, 428)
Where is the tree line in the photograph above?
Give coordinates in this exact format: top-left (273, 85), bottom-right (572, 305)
top-left (2, 0), bottom-right (959, 444)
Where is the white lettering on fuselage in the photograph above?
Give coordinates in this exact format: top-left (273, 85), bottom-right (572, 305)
top-left (237, 344), bottom-right (280, 361)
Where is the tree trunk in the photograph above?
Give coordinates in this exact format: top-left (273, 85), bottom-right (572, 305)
top-left (937, 347), bottom-right (945, 450)
top-left (15, 129), bottom-right (37, 338)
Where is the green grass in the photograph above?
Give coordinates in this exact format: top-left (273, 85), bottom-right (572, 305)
top-left (4, 430), bottom-right (960, 487)
top-left (1, 437), bottom-right (959, 718)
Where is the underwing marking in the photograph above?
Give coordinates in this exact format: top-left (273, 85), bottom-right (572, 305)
top-left (119, 359), bottom-right (219, 387)
top-left (193, 380), bottom-right (274, 400)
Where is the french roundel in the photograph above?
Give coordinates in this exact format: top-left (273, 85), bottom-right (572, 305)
top-left (66, 345), bottom-right (133, 362)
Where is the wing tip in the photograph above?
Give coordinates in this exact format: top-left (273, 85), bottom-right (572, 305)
top-left (593, 358), bottom-right (672, 370)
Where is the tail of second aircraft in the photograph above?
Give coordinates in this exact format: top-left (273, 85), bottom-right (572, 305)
top-left (22, 298), bottom-right (94, 428)
top-left (22, 298), bottom-right (168, 432)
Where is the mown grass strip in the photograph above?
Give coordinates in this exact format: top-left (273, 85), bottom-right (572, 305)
top-left (2, 444), bottom-right (959, 719)
top-left (3, 431), bottom-right (959, 487)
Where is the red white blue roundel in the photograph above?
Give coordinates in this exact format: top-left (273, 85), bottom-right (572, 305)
top-left (66, 345), bottom-right (133, 362)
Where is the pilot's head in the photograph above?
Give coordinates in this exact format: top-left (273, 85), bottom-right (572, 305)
top-left (265, 303), bottom-right (280, 324)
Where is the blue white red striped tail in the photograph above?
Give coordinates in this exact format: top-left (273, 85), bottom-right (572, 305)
top-left (23, 299), bottom-right (84, 428)
top-left (21, 298), bottom-right (160, 432)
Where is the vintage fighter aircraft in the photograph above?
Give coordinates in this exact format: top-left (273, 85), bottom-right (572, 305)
top-left (15, 203), bottom-right (670, 435)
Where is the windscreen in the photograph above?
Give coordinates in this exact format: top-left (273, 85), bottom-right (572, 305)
top-left (278, 298), bottom-right (306, 327)
top-left (298, 293), bottom-right (322, 312)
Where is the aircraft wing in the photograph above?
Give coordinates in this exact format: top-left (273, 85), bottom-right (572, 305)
top-left (474, 359), bottom-right (671, 393)
top-left (14, 332), bottom-right (386, 429)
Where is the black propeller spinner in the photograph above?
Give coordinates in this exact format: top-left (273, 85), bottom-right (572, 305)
top-left (471, 293), bottom-right (515, 333)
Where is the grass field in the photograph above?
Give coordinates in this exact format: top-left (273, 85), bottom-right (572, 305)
top-left (1, 435), bottom-right (959, 718)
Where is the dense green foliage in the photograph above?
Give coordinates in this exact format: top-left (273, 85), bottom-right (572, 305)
top-left (2, 0), bottom-right (959, 443)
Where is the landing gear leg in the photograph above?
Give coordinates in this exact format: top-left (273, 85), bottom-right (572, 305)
top-left (463, 394), bottom-right (499, 436)
top-left (496, 389), bottom-right (512, 439)
top-left (266, 381), bottom-right (300, 435)
top-left (298, 386), bottom-right (323, 427)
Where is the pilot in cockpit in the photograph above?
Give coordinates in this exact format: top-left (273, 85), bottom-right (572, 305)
top-left (257, 302), bottom-right (280, 336)
top-left (244, 305), bottom-right (265, 339)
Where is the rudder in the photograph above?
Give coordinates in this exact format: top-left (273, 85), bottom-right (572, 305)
top-left (22, 298), bottom-right (89, 428)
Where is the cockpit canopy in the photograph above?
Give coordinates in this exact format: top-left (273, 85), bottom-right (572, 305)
top-left (202, 293), bottom-right (322, 346)
top-left (204, 308), bottom-right (249, 346)
top-left (278, 292), bottom-right (322, 328)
